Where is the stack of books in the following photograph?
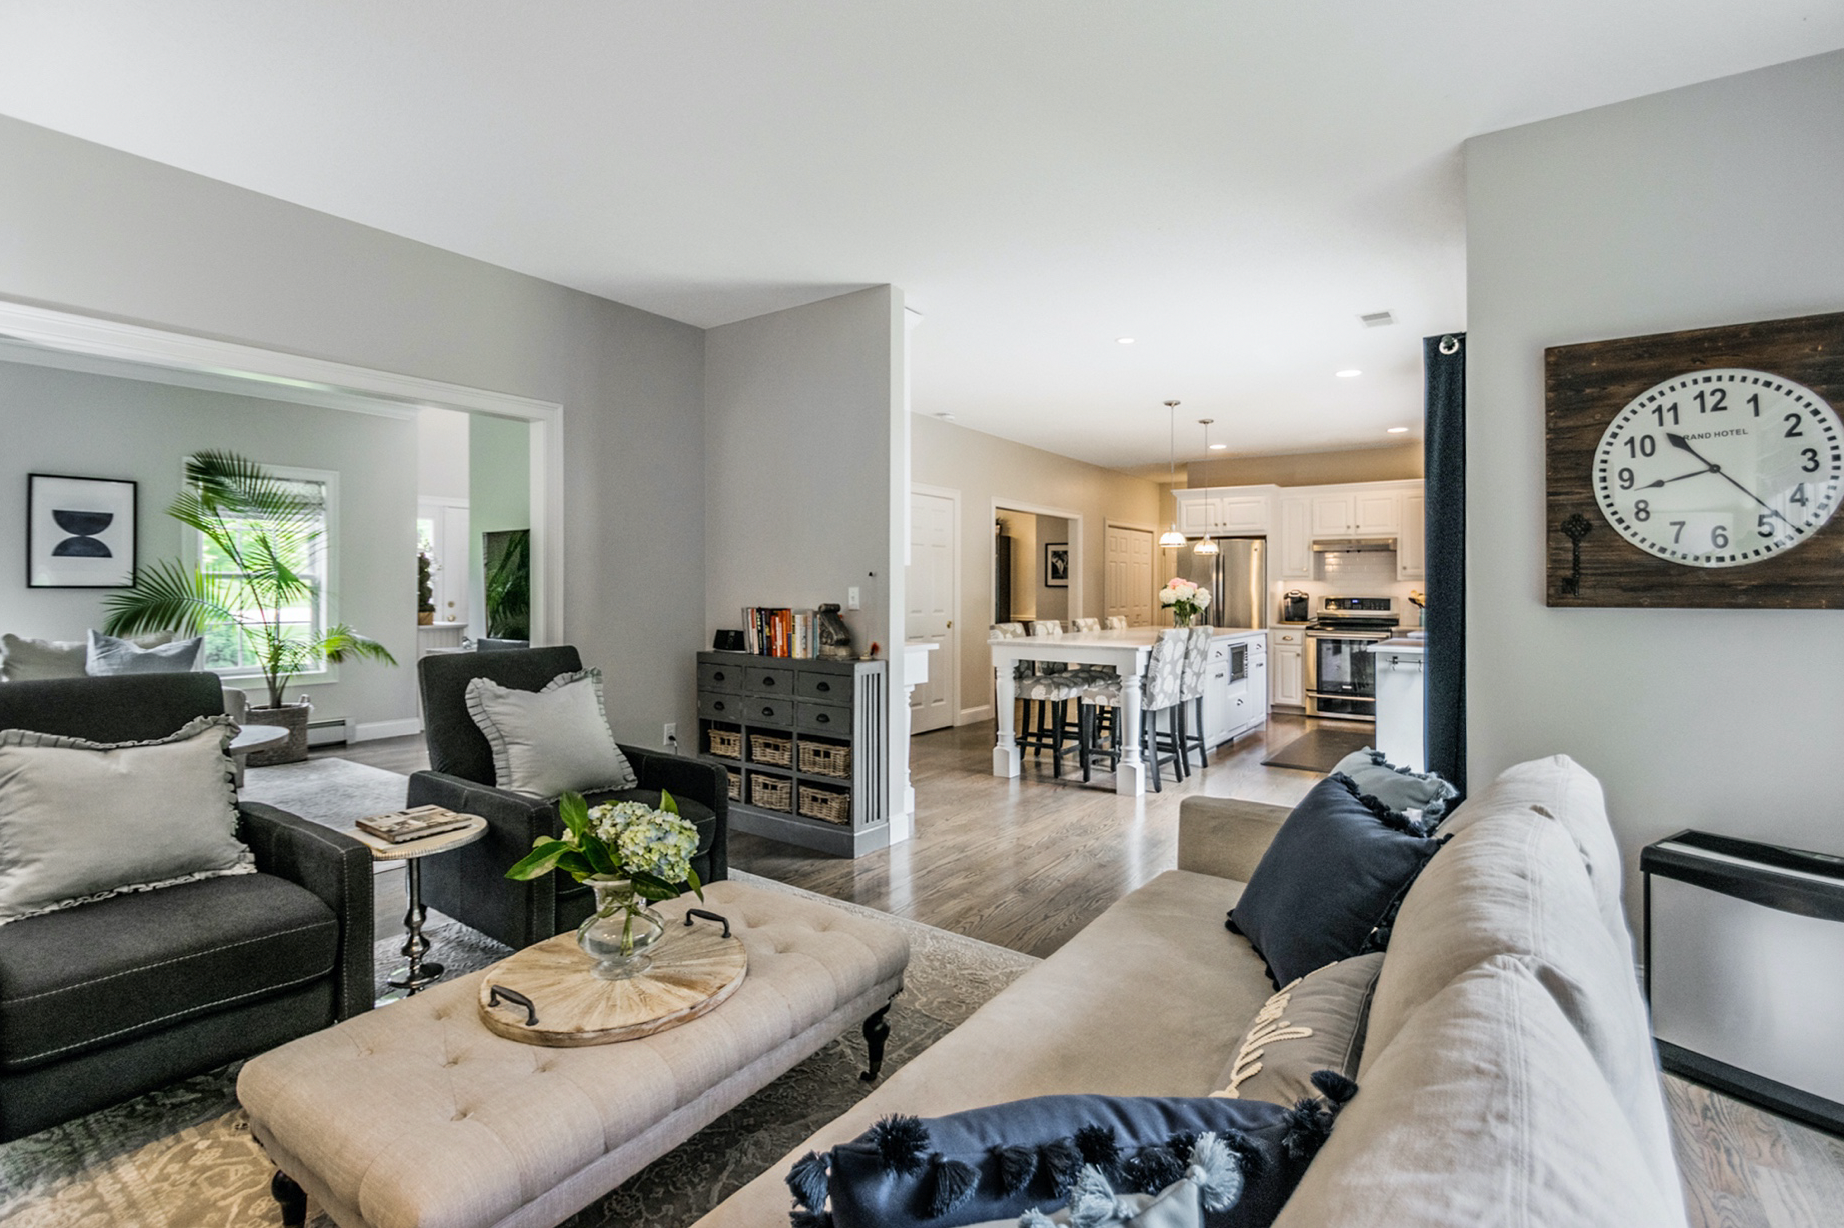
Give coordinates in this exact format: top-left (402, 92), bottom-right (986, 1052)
top-left (355, 805), bottom-right (476, 844)
top-left (742, 607), bottom-right (821, 658)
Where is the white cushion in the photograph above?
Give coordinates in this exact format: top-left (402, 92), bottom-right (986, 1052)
top-left (465, 668), bottom-right (637, 798)
top-left (0, 630), bottom-right (173, 682)
top-left (1274, 956), bottom-right (1683, 1228)
top-left (0, 716), bottom-right (254, 924)
top-left (85, 629), bottom-right (204, 675)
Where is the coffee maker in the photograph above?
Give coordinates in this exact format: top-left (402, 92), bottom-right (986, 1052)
top-left (1281, 590), bottom-right (1310, 623)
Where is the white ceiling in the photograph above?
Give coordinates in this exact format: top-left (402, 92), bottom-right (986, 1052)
top-left (2, 3), bottom-right (1841, 471)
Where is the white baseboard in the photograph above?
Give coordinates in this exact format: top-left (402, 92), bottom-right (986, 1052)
top-left (350, 717), bottom-right (423, 742)
top-left (957, 704), bottom-right (993, 725)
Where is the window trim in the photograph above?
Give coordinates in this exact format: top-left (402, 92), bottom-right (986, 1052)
top-left (183, 461), bottom-right (343, 689)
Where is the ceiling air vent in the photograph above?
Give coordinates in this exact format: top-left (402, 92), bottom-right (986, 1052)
top-left (1358, 311), bottom-right (1396, 328)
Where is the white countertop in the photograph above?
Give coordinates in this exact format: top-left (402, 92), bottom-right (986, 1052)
top-left (1366, 636), bottom-right (1427, 654)
top-left (988, 626), bottom-right (1265, 647)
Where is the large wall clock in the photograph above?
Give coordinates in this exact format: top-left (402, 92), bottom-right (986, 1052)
top-left (1546, 312), bottom-right (1844, 607)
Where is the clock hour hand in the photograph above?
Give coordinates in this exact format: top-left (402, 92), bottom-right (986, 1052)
top-left (1666, 433), bottom-right (1791, 526)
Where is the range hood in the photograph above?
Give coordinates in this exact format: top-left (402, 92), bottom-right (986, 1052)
top-left (1312, 537), bottom-right (1398, 553)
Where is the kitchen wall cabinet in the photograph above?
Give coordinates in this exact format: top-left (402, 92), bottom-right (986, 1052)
top-left (1173, 490), bottom-right (1272, 536)
top-left (1277, 496), bottom-right (1311, 579)
top-left (1398, 491), bottom-right (1426, 580)
top-left (1271, 627), bottom-right (1305, 708)
top-left (1311, 489), bottom-right (1402, 537)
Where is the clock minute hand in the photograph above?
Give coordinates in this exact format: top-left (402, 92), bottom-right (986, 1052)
top-left (1665, 432), bottom-right (1791, 526)
top-left (1640, 467), bottom-right (1714, 489)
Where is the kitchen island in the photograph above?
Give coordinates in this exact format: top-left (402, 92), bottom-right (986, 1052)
top-left (988, 626), bottom-right (1268, 796)
top-left (1366, 634), bottom-right (1426, 771)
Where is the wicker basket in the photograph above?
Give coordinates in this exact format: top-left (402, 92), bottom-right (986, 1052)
top-left (725, 768), bottom-right (742, 802)
top-left (750, 733), bottom-right (793, 768)
top-left (750, 774), bottom-right (792, 812)
top-left (707, 728), bottom-right (742, 760)
top-left (798, 785), bottom-right (852, 826)
top-left (797, 740), bottom-right (852, 779)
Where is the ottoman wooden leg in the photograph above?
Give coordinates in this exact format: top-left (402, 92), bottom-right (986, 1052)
top-left (271, 1169), bottom-right (308, 1227)
top-left (860, 1000), bottom-right (894, 1083)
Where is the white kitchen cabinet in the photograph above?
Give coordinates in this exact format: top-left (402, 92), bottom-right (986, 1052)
top-left (1271, 628), bottom-right (1305, 708)
top-left (1371, 642), bottom-right (1426, 771)
top-left (1355, 490), bottom-right (1401, 535)
top-left (1173, 489), bottom-right (1272, 536)
top-left (1398, 491), bottom-right (1426, 580)
top-left (1277, 496), bottom-right (1311, 578)
top-left (1217, 496), bottom-right (1269, 532)
top-left (1177, 494), bottom-right (1218, 536)
top-left (1202, 640), bottom-right (1232, 746)
top-left (1311, 494), bottom-right (1355, 537)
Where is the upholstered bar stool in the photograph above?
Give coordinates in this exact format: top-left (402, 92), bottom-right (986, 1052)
top-left (1077, 628), bottom-right (1189, 790)
top-left (1177, 626), bottom-right (1213, 772)
top-left (1105, 616), bottom-right (1128, 630)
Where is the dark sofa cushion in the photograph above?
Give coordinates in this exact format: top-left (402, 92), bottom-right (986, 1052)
top-left (1227, 774), bottom-right (1445, 988)
top-left (0, 872), bottom-right (337, 1071)
top-left (0, 672), bottom-right (223, 743)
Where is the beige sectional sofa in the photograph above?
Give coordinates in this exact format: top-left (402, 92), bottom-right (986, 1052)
top-left (694, 755), bottom-right (1688, 1227)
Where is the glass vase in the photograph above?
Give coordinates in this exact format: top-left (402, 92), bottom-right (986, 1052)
top-left (577, 878), bottom-right (667, 980)
top-left (1173, 611), bottom-right (1194, 627)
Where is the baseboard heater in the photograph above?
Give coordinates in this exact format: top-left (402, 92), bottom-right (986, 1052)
top-left (305, 718), bottom-right (348, 748)
top-left (1643, 829), bottom-right (1844, 1135)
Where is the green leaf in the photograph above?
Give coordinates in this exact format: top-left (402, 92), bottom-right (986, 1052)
top-left (629, 872), bottom-right (679, 902)
top-left (554, 850), bottom-right (596, 880)
top-left (320, 625), bottom-right (398, 667)
top-left (658, 789), bottom-right (679, 815)
top-left (583, 838), bottom-right (619, 877)
top-left (686, 866), bottom-right (704, 901)
top-left (101, 560), bottom-right (237, 637)
top-left (505, 839), bottom-right (571, 880)
top-left (556, 792), bottom-right (591, 841)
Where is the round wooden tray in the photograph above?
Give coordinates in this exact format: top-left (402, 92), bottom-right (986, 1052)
top-left (476, 922), bottom-right (748, 1047)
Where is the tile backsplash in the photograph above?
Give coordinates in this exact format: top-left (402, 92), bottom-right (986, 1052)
top-left (1314, 549), bottom-right (1398, 587)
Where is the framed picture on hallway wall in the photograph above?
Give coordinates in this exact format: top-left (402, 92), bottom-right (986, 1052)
top-left (26, 474), bottom-right (137, 589)
top-left (1044, 542), bottom-right (1070, 587)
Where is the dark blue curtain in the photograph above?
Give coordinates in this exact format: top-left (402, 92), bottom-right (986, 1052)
top-left (1423, 333), bottom-right (1466, 793)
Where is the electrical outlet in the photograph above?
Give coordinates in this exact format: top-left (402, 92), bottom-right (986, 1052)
top-left (662, 722), bottom-right (677, 746)
top-left (847, 586), bottom-right (861, 610)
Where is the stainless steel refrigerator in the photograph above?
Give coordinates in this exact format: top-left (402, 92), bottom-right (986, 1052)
top-left (1174, 538), bottom-right (1268, 629)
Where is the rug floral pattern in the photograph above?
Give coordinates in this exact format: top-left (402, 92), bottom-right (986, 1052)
top-left (0, 873), bottom-right (1037, 1228)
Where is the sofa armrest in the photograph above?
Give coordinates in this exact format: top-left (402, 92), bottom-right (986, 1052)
top-left (406, 770), bottom-right (560, 949)
top-left (237, 802), bottom-right (375, 1021)
top-left (1177, 796), bottom-right (1292, 883)
top-left (620, 745), bottom-right (730, 882)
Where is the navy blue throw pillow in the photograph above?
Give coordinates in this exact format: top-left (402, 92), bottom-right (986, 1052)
top-left (786, 1077), bottom-right (1356, 1228)
top-left (1226, 773), bottom-right (1445, 988)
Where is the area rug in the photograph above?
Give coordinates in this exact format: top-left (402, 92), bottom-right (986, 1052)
top-left (0, 873), bottom-right (1039, 1228)
top-left (242, 756), bottom-right (409, 830)
top-left (1260, 727), bottom-right (1375, 773)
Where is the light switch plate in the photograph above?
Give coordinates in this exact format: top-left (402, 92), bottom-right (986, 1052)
top-left (847, 586), bottom-right (861, 610)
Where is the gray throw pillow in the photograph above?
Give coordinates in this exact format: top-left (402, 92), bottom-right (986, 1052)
top-left (85, 629), bottom-right (204, 676)
top-left (465, 668), bottom-right (638, 798)
top-left (1, 631), bottom-right (174, 682)
top-left (1331, 748), bottom-right (1459, 824)
top-left (1212, 952), bottom-right (1384, 1106)
top-left (0, 716), bottom-right (254, 924)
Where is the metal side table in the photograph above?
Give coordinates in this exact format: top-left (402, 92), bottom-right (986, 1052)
top-left (351, 814), bottom-right (489, 1003)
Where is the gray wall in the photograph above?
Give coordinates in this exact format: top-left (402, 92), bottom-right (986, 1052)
top-left (0, 114), bottom-right (707, 750)
top-left (912, 414), bottom-right (1161, 721)
top-left (0, 360), bottom-right (416, 728)
top-left (1465, 49), bottom-right (1844, 921)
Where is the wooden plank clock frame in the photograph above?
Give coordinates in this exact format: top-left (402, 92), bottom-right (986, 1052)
top-left (1546, 311), bottom-right (1844, 608)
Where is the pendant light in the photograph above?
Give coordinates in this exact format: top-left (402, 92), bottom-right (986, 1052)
top-left (1158, 400), bottom-right (1187, 548)
top-left (1193, 418), bottom-right (1220, 555)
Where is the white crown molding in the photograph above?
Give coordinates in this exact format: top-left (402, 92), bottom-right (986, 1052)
top-left (0, 296), bottom-right (566, 646)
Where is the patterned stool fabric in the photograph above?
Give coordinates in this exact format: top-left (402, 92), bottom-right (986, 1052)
top-left (1105, 616), bottom-right (1129, 630)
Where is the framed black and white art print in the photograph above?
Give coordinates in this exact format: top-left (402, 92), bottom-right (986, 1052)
top-left (27, 474), bottom-right (137, 588)
top-left (1044, 542), bottom-right (1070, 587)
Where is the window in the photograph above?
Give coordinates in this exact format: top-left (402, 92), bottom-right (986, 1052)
top-left (195, 471), bottom-right (332, 677)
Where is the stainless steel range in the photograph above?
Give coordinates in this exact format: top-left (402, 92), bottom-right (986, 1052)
top-left (1305, 596), bottom-right (1399, 721)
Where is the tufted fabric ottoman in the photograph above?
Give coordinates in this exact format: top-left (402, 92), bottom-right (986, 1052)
top-left (237, 880), bottom-right (908, 1228)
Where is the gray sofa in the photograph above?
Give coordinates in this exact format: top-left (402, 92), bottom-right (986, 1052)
top-left (693, 755), bottom-right (1689, 1227)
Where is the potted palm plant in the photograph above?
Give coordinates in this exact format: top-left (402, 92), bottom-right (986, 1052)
top-left (103, 451), bottom-right (397, 764)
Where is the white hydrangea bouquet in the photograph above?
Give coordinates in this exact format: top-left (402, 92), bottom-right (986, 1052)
top-left (507, 790), bottom-right (704, 972)
top-left (1160, 577), bottom-right (1212, 626)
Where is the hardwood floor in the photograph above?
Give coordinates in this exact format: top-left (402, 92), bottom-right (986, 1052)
top-left (731, 710), bottom-right (1326, 959)
top-left (319, 716), bottom-right (1844, 1226)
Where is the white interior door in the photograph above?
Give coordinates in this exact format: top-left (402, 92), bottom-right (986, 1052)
top-left (907, 489), bottom-right (957, 734)
top-left (1106, 525), bottom-right (1155, 627)
top-left (417, 498), bottom-right (470, 629)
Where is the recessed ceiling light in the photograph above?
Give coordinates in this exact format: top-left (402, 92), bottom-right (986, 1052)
top-left (1117, 337), bottom-right (1136, 345)
top-left (1336, 369), bottom-right (1362, 378)
top-left (1209, 443), bottom-right (1228, 450)
top-left (935, 412), bottom-right (956, 421)
top-left (1387, 426), bottom-right (1410, 434)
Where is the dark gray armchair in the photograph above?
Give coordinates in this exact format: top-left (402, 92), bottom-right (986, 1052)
top-left (0, 673), bottom-right (372, 1142)
top-left (407, 646), bottom-right (728, 951)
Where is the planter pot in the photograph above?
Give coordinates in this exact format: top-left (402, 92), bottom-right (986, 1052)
top-left (418, 611), bottom-right (435, 626)
top-left (244, 700), bottom-right (313, 766)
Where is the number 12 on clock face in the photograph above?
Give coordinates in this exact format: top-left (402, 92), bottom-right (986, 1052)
top-left (1593, 369), bottom-right (1844, 569)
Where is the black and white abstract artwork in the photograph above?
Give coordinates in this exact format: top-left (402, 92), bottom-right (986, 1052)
top-left (1044, 541), bottom-right (1070, 587)
top-left (28, 474), bottom-right (137, 588)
